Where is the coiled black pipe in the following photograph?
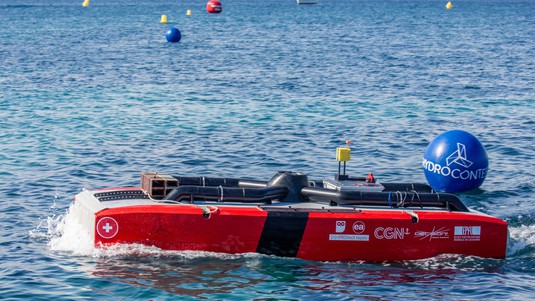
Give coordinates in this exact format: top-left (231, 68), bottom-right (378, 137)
top-left (170, 176), bottom-right (433, 192)
top-left (171, 176), bottom-right (267, 188)
top-left (164, 173), bottom-right (465, 211)
top-left (301, 187), bottom-right (468, 212)
top-left (163, 186), bottom-right (288, 203)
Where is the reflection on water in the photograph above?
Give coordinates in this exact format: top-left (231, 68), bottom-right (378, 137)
top-left (89, 255), bottom-right (266, 298)
top-left (82, 251), bottom-right (507, 300)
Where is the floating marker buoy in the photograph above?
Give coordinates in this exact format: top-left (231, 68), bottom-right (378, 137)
top-left (422, 130), bottom-right (488, 193)
top-left (206, 0), bottom-right (222, 14)
top-left (160, 15), bottom-right (167, 24)
top-left (446, 1), bottom-right (453, 9)
top-left (165, 27), bottom-right (182, 43)
top-left (82, 0), bottom-right (89, 7)
top-left (187, 9), bottom-right (192, 16)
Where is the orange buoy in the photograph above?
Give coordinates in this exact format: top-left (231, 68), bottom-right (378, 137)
top-left (206, 0), bottom-right (222, 14)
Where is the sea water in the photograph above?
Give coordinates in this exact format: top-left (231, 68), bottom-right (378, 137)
top-left (1, 0), bottom-right (534, 299)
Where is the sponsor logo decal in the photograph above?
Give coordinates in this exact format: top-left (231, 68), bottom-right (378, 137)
top-left (422, 143), bottom-right (487, 181)
top-left (96, 217), bottom-right (119, 239)
top-left (454, 226), bottom-right (481, 241)
top-left (352, 221), bottom-right (365, 234)
top-left (329, 234), bottom-right (369, 241)
top-left (336, 221), bottom-right (346, 233)
top-left (374, 227), bottom-right (410, 239)
top-left (329, 220), bottom-right (369, 241)
top-left (414, 227), bottom-right (449, 241)
top-left (446, 143), bottom-right (473, 168)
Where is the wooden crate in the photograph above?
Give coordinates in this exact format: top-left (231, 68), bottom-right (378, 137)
top-left (140, 172), bottom-right (178, 199)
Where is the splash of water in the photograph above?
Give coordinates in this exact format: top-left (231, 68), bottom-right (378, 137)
top-left (47, 203), bottom-right (95, 256)
top-left (507, 224), bottom-right (535, 256)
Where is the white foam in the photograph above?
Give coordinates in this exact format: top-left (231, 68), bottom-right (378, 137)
top-left (91, 244), bottom-right (262, 260)
top-left (507, 224), bottom-right (535, 256)
top-left (48, 203), bottom-right (95, 256)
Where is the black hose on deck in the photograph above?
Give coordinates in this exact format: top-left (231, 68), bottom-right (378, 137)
top-left (171, 176), bottom-right (267, 188)
top-left (301, 187), bottom-right (468, 212)
top-left (163, 186), bottom-right (288, 203)
top-left (164, 173), bottom-right (467, 211)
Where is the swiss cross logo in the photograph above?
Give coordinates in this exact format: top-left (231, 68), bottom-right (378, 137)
top-left (96, 217), bottom-right (119, 239)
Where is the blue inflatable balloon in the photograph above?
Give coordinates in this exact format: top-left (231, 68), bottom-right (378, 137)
top-left (166, 27), bottom-right (181, 43)
top-left (422, 130), bottom-right (488, 193)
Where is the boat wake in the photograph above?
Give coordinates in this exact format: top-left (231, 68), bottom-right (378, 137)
top-left (507, 224), bottom-right (535, 257)
top-left (29, 202), bottom-right (95, 256)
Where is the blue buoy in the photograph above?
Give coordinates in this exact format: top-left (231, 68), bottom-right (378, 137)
top-left (165, 27), bottom-right (181, 43)
top-left (422, 130), bottom-right (488, 193)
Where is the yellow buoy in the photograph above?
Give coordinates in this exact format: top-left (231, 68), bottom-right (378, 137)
top-left (160, 15), bottom-right (168, 24)
top-left (446, 1), bottom-right (453, 9)
top-left (82, 0), bottom-right (89, 7)
top-left (187, 9), bottom-right (192, 16)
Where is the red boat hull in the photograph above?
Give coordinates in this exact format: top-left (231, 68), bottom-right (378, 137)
top-left (80, 189), bottom-right (507, 262)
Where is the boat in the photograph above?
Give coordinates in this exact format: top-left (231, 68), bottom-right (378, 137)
top-left (297, 0), bottom-right (318, 5)
top-left (72, 146), bottom-right (507, 262)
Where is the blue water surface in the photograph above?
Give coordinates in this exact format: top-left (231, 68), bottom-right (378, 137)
top-left (1, 0), bottom-right (534, 300)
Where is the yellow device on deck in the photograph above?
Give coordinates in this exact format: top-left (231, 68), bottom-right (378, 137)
top-left (336, 141), bottom-right (351, 180)
top-left (336, 147), bottom-right (350, 162)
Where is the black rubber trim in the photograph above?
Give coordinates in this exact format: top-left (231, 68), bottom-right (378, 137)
top-left (95, 190), bottom-right (149, 202)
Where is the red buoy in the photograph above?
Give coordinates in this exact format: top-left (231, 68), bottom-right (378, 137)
top-left (206, 0), bottom-right (222, 14)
